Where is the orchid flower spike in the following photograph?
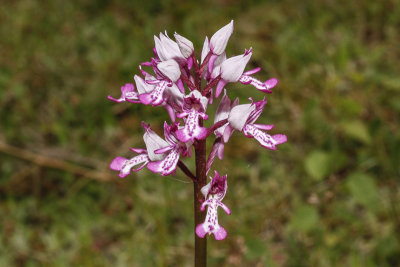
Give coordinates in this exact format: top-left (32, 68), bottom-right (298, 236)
top-left (108, 20), bottom-right (287, 242)
top-left (196, 171), bottom-right (231, 240)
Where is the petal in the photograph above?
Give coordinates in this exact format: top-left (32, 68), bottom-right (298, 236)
top-left (130, 148), bottom-right (147, 154)
top-left (139, 80), bottom-right (168, 106)
top-left (239, 75), bottom-right (276, 93)
top-left (157, 59), bottom-right (181, 82)
top-left (195, 223), bottom-right (207, 238)
top-left (243, 67), bottom-right (261, 76)
top-left (253, 124), bottom-right (274, 131)
top-left (174, 32), bottom-right (194, 58)
top-left (110, 154), bottom-right (149, 178)
top-left (200, 36), bottom-right (210, 63)
top-left (214, 90), bottom-right (233, 135)
top-left (246, 98), bottom-right (267, 124)
top-left (210, 20), bottom-right (234, 55)
top-left (215, 79), bottom-right (227, 98)
top-left (159, 32), bottom-right (185, 62)
top-left (143, 124), bottom-right (170, 161)
top-left (213, 226), bottom-right (227, 241)
top-left (134, 75), bottom-right (154, 94)
top-left (108, 83), bottom-right (138, 103)
top-left (228, 103), bottom-right (255, 131)
top-left (220, 49), bottom-right (252, 83)
top-left (110, 157), bottom-right (127, 171)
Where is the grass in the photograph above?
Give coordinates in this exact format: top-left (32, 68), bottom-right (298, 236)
top-left (0, 0), bottom-right (399, 266)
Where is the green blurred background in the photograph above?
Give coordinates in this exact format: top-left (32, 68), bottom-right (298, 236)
top-left (1, 0), bottom-right (399, 266)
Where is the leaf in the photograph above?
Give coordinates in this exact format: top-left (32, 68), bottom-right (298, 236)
top-left (346, 172), bottom-right (380, 211)
top-left (304, 150), bottom-right (331, 181)
top-left (340, 120), bottom-right (371, 144)
top-left (290, 205), bottom-right (319, 232)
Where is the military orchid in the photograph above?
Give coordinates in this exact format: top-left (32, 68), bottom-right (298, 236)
top-left (108, 20), bottom-right (286, 265)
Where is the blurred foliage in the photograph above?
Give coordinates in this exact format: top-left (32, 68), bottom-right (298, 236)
top-left (1, 0), bottom-right (400, 266)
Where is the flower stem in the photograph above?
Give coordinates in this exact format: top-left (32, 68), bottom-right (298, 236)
top-left (194, 117), bottom-right (207, 267)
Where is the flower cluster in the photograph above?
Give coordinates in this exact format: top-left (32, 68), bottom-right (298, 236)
top-left (109, 20), bottom-right (286, 240)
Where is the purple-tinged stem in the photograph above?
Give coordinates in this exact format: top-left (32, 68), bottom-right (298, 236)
top-left (194, 113), bottom-right (207, 265)
top-left (202, 75), bottom-right (221, 96)
top-left (177, 160), bottom-right (197, 182)
top-left (206, 119), bottom-right (228, 138)
top-left (192, 54), bottom-right (201, 90)
top-left (180, 73), bottom-right (197, 91)
top-left (199, 51), bottom-right (212, 76)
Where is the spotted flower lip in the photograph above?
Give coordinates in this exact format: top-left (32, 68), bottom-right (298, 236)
top-left (239, 67), bottom-right (278, 93)
top-left (175, 90), bottom-right (209, 143)
top-left (196, 171), bottom-right (231, 240)
top-left (110, 150), bottom-right (149, 178)
top-left (107, 83), bottom-right (140, 103)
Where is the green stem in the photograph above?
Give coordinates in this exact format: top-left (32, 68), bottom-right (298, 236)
top-left (194, 118), bottom-right (207, 267)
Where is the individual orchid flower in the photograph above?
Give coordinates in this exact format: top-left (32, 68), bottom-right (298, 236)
top-left (142, 122), bottom-right (170, 162)
top-left (227, 98), bottom-right (287, 149)
top-left (201, 36), bottom-right (227, 81)
top-left (175, 90), bottom-right (209, 143)
top-left (215, 48), bottom-right (253, 98)
top-left (147, 122), bottom-right (191, 176)
top-left (134, 73), bottom-right (183, 121)
top-left (139, 59), bottom-right (184, 106)
top-left (107, 83), bottom-right (140, 103)
top-left (196, 171), bottom-right (231, 240)
top-left (109, 148), bottom-right (149, 178)
top-left (206, 90), bottom-right (238, 173)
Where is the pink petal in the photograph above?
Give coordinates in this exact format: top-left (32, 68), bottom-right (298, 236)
top-left (195, 224), bottom-right (207, 238)
top-left (243, 124), bottom-right (286, 150)
top-left (147, 148), bottom-right (180, 176)
top-left (110, 157), bottom-right (127, 171)
top-left (213, 226), bottom-right (227, 240)
top-left (138, 80), bottom-right (168, 106)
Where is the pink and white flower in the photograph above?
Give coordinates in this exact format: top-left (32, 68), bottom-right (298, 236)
top-left (175, 90), bottom-right (209, 143)
top-left (227, 98), bottom-right (287, 150)
top-left (147, 122), bottom-right (191, 176)
top-left (196, 171), bottom-right (231, 240)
